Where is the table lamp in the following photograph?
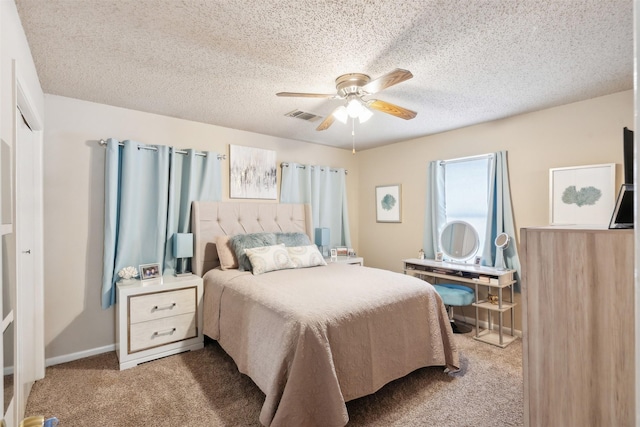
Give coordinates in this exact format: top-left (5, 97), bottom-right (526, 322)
top-left (173, 232), bottom-right (194, 276)
top-left (315, 227), bottom-right (330, 257)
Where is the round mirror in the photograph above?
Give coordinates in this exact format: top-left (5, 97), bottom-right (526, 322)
top-left (494, 232), bottom-right (510, 249)
top-left (439, 220), bottom-right (479, 261)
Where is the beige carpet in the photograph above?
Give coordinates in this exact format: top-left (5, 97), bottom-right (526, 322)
top-left (26, 330), bottom-right (523, 426)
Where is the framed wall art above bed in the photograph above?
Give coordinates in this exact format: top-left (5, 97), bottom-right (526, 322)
top-left (229, 145), bottom-right (277, 199)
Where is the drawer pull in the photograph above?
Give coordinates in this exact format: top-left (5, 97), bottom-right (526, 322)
top-left (152, 328), bottom-right (177, 337)
top-left (152, 302), bottom-right (177, 311)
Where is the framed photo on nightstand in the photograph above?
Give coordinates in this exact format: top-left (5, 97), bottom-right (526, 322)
top-left (139, 263), bottom-right (161, 281)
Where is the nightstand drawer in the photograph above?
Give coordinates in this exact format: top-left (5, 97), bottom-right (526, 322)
top-left (129, 313), bottom-right (197, 353)
top-left (129, 287), bottom-right (196, 324)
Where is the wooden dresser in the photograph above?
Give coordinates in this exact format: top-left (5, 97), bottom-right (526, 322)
top-left (520, 227), bottom-right (634, 427)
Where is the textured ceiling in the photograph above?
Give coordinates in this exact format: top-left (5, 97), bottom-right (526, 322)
top-left (15, 0), bottom-right (633, 151)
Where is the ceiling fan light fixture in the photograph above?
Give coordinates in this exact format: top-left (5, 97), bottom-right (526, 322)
top-left (333, 106), bottom-right (348, 124)
top-left (358, 107), bottom-right (373, 123)
top-left (346, 96), bottom-right (364, 118)
top-left (278, 69), bottom-right (416, 132)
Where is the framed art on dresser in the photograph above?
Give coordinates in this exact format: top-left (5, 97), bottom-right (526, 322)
top-left (549, 163), bottom-right (615, 226)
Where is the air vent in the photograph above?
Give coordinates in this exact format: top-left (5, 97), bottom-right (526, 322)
top-left (285, 109), bottom-right (322, 122)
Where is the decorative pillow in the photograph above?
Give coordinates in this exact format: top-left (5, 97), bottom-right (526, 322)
top-left (287, 245), bottom-right (327, 269)
top-left (216, 236), bottom-right (238, 270)
top-left (244, 244), bottom-right (294, 275)
top-left (230, 232), bottom-right (277, 271)
top-left (275, 232), bottom-right (312, 247)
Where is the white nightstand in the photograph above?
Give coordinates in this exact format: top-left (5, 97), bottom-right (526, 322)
top-left (116, 274), bottom-right (204, 370)
top-left (325, 256), bottom-right (364, 266)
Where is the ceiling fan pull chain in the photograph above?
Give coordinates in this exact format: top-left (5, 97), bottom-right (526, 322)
top-left (352, 119), bottom-right (356, 154)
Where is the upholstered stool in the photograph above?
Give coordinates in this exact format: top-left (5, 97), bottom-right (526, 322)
top-left (433, 284), bottom-right (475, 334)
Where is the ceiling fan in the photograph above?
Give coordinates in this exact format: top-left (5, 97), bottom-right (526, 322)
top-left (277, 68), bottom-right (417, 131)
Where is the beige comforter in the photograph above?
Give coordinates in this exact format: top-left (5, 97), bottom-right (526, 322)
top-left (203, 263), bottom-right (459, 427)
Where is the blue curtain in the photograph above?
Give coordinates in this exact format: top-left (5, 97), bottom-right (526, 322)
top-left (481, 151), bottom-right (522, 291)
top-left (101, 140), bottom-right (222, 308)
top-left (422, 161), bottom-right (445, 259)
top-left (164, 148), bottom-right (222, 276)
top-left (280, 163), bottom-right (351, 247)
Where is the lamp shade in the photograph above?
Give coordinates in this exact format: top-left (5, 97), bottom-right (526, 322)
top-left (315, 227), bottom-right (330, 247)
top-left (173, 233), bottom-right (194, 258)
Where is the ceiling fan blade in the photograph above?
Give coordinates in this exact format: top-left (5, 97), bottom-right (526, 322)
top-left (316, 111), bottom-right (337, 131)
top-left (362, 69), bottom-right (413, 94)
top-left (367, 100), bottom-right (417, 120)
top-left (276, 92), bottom-right (335, 98)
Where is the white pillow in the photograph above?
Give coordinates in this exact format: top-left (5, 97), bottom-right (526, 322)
top-left (287, 245), bottom-right (327, 268)
top-left (244, 244), bottom-right (294, 275)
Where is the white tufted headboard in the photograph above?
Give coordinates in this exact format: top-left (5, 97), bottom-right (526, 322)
top-left (191, 201), bottom-right (313, 277)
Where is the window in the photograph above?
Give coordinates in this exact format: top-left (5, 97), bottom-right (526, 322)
top-left (441, 154), bottom-right (492, 260)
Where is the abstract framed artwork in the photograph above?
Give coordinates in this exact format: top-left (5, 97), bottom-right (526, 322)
top-left (230, 145), bottom-right (277, 199)
top-left (376, 184), bottom-right (402, 223)
top-left (549, 163), bottom-right (615, 226)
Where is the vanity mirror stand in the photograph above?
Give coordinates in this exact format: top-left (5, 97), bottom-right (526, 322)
top-left (404, 221), bottom-right (517, 347)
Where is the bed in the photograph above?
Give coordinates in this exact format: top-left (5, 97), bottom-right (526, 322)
top-left (191, 201), bottom-right (459, 427)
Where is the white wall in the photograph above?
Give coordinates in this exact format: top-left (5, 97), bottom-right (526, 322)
top-left (43, 94), bottom-right (360, 360)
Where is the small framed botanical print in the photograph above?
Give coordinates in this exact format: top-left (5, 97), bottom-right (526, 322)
top-left (375, 184), bottom-right (401, 223)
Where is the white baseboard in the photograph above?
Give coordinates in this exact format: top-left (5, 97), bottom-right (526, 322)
top-left (453, 313), bottom-right (522, 338)
top-left (45, 344), bottom-right (115, 367)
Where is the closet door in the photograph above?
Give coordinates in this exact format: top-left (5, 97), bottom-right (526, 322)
top-left (14, 109), bottom-right (41, 420)
top-left (0, 51), bottom-right (45, 427)
top-left (11, 75), bottom-right (45, 425)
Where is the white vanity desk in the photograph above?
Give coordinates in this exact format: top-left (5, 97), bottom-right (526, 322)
top-left (403, 258), bottom-right (517, 347)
